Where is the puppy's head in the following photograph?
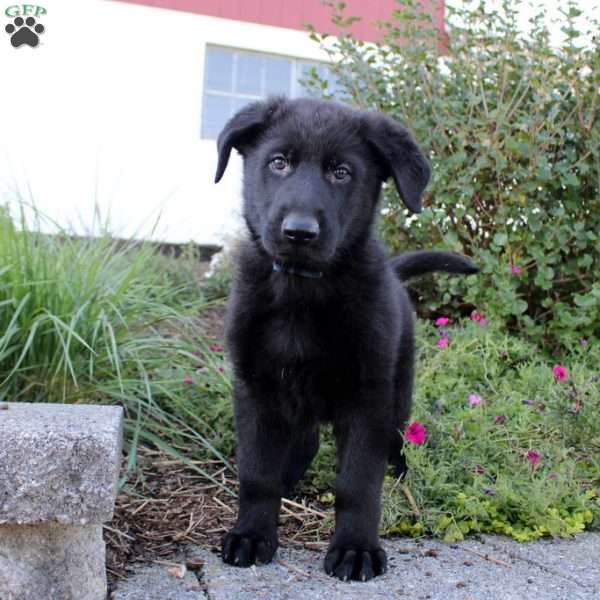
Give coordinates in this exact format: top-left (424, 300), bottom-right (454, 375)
top-left (215, 97), bottom-right (430, 271)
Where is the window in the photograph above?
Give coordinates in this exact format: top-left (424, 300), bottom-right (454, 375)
top-left (201, 46), bottom-right (342, 139)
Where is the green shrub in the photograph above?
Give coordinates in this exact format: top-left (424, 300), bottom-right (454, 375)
top-left (381, 317), bottom-right (600, 541)
top-left (308, 0), bottom-right (600, 351)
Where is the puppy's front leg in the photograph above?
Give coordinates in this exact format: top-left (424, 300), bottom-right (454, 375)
top-left (222, 383), bottom-right (289, 567)
top-left (326, 391), bottom-right (392, 581)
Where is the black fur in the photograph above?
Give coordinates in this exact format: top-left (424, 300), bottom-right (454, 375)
top-left (214, 97), bottom-right (477, 581)
top-left (391, 251), bottom-right (479, 281)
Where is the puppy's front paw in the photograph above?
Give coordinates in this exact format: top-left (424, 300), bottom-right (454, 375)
top-left (324, 544), bottom-right (387, 581)
top-left (222, 530), bottom-right (277, 567)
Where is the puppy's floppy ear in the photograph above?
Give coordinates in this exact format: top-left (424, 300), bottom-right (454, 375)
top-left (214, 98), bottom-right (282, 183)
top-left (363, 113), bottom-right (431, 213)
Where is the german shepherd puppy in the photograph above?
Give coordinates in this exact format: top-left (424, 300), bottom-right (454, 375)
top-left (214, 97), bottom-right (477, 581)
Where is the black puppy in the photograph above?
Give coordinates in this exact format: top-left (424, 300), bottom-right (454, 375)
top-left (214, 97), bottom-right (477, 582)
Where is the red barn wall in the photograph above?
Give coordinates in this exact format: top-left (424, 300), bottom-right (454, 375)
top-left (116, 0), bottom-right (445, 43)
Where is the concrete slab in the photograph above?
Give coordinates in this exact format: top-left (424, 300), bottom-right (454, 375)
top-left (192, 533), bottom-right (600, 600)
top-left (111, 565), bottom-right (205, 600)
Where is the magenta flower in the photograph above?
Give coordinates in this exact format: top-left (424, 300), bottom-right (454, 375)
top-left (435, 317), bottom-right (449, 326)
top-left (468, 393), bottom-right (482, 406)
top-left (526, 450), bottom-right (542, 468)
top-left (183, 376), bottom-right (194, 385)
top-left (469, 310), bottom-right (488, 326)
top-left (218, 366), bottom-right (225, 373)
top-left (437, 337), bottom-right (449, 349)
top-left (494, 415), bottom-right (505, 424)
top-left (510, 264), bottom-right (522, 275)
top-left (405, 422), bottom-right (427, 445)
top-left (209, 344), bottom-right (224, 353)
top-left (552, 365), bottom-right (568, 382)
top-left (580, 339), bottom-right (588, 347)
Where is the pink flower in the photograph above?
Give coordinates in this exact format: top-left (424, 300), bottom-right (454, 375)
top-left (478, 318), bottom-right (488, 327)
top-left (526, 450), bottom-right (542, 468)
top-left (470, 311), bottom-right (484, 322)
top-left (494, 415), bottom-right (505, 424)
top-left (435, 317), bottom-right (449, 326)
top-left (552, 365), bottom-right (568, 382)
top-left (468, 393), bottom-right (482, 406)
top-left (405, 422), bottom-right (427, 445)
top-left (573, 400), bottom-right (583, 414)
top-left (437, 337), bottom-right (449, 349)
top-left (183, 376), bottom-right (194, 385)
top-left (580, 339), bottom-right (588, 347)
top-left (209, 344), bottom-right (224, 353)
top-left (510, 264), bottom-right (522, 275)
top-left (218, 366), bottom-right (225, 373)
top-left (473, 464), bottom-right (485, 475)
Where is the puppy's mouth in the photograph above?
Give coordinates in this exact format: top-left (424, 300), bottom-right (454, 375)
top-left (270, 248), bottom-right (329, 279)
top-left (272, 260), bottom-right (323, 279)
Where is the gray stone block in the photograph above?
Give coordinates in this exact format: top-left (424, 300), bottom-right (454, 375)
top-left (0, 402), bottom-right (123, 524)
top-left (0, 523), bottom-right (106, 600)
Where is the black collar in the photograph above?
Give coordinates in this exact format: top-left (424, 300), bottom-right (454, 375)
top-left (272, 261), bottom-right (323, 279)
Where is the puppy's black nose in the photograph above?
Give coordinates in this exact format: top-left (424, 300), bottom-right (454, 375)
top-left (281, 214), bottom-right (320, 244)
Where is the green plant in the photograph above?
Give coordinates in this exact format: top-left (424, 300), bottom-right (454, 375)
top-left (0, 203), bottom-right (235, 492)
top-left (308, 0), bottom-right (600, 352)
top-left (203, 248), bottom-right (236, 301)
top-left (380, 318), bottom-right (600, 541)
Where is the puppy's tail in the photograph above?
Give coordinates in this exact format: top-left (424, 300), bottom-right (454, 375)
top-left (390, 251), bottom-right (478, 282)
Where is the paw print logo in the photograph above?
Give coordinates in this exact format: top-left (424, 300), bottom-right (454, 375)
top-left (5, 16), bottom-right (45, 48)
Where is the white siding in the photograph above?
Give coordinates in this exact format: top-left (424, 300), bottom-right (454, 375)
top-left (0, 0), bottom-right (332, 244)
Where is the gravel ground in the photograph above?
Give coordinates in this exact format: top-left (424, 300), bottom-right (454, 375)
top-left (112, 533), bottom-right (600, 599)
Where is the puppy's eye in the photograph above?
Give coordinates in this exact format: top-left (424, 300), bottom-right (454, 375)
top-left (332, 166), bottom-right (350, 181)
top-left (269, 156), bottom-right (289, 172)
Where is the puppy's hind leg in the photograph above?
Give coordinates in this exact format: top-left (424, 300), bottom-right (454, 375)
top-left (389, 309), bottom-right (415, 478)
top-left (389, 362), bottom-right (413, 478)
top-left (282, 422), bottom-right (320, 497)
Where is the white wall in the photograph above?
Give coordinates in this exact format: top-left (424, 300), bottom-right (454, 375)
top-left (0, 0), bottom-right (330, 244)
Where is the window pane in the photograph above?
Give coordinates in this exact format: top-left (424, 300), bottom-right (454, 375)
top-left (325, 69), bottom-right (346, 99)
top-left (236, 53), bottom-right (262, 96)
top-left (202, 93), bottom-right (232, 139)
top-left (232, 97), bottom-right (254, 114)
top-left (264, 56), bottom-right (292, 95)
top-left (205, 48), bottom-right (234, 92)
top-left (296, 61), bottom-right (324, 97)
top-left (297, 61), bottom-right (344, 99)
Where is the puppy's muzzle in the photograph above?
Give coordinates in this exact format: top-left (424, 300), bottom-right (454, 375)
top-left (281, 213), bottom-right (320, 245)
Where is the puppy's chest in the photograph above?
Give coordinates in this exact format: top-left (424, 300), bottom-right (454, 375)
top-left (267, 312), bottom-right (325, 362)
top-left (257, 311), bottom-right (356, 404)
